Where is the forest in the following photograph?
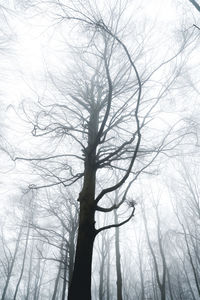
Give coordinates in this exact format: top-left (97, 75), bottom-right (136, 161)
top-left (0, 0), bottom-right (200, 299)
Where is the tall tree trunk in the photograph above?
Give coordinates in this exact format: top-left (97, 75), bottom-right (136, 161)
top-left (166, 268), bottom-right (174, 300)
top-left (52, 239), bottom-right (64, 300)
top-left (143, 205), bottom-right (166, 300)
top-left (182, 263), bottom-right (196, 300)
top-left (184, 227), bottom-right (200, 296)
top-left (99, 239), bottom-right (106, 300)
top-left (68, 172), bottom-right (96, 300)
top-left (1, 226), bottom-right (22, 300)
top-left (155, 207), bottom-right (166, 300)
top-left (52, 260), bottom-right (62, 300)
top-left (68, 110), bottom-right (98, 300)
top-left (67, 200), bottom-right (96, 300)
top-left (114, 210), bottom-right (123, 300)
top-left (25, 240), bottom-right (34, 300)
top-left (33, 247), bottom-right (46, 300)
top-left (106, 244), bottom-right (110, 300)
top-left (13, 225), bottom-right (30, 300)
top-left (62, 245), bottom-right (68, 300)
top-left (137, 244), bottom-right (145, 300)
top-left (99, 258), bottom-right (104, 300)
top-left (33, 258), bottom-right (41, 300)
top-left (68, 226), bottom-right (76, 286)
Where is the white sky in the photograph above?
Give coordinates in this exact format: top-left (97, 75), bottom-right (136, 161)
top-left (1, 0), bottom-right (182, 104)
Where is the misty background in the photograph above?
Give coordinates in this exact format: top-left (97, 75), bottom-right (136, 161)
top-left (0, 0), bottom-right (200, 299)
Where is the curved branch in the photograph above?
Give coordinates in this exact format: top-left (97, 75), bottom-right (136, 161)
top-left (92, 21), bottom-right (142, 202)
top-left (96, 203), bottom-right (120, 212)
top-left (96, 206), bottom-right (135, 235)
top-left (94, 47), bottom-right (113, 147)
top-left (95, 130), bottom-right (141, 203)
top-left (96, 177), bottom-right (135, 212)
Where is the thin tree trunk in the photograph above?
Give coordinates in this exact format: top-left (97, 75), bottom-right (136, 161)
top-left (62, 245), bottom-right (68, 300)
top-left (99, 239), bottom-right (105, 300)
top-left (107, 244), bottom-right (110, 300)
top-left (138, 249), bottom-right (145, 300)
top-left (1, 226), bottom-right (23, 300)
top-left (166, 268), bottom-right (174, 300)
top-left (135, 230), bottom-right (145, 300)
top-left (25, 240), bottom-right (34, 300)
top-left (33, 258), bottom-right (41, 300)
top-left (184, 230), bottom-right (200, 296)
top-left (36, 260), bottom-right (46, 300)
top-left (99, 257), bottom-right (104, 300)
top-left (52, 260), bottom-right (62, 300)
top-left (155, 207), bottom-right (166, 300)
top-left (183, 262), bottom-right (196, 300)
top-left (13, 225), bottom-right (30, 300)
top-left (68, 227), bottom-right (76, 286)
top-left (142, 205), bottom-right (166, 300)
top-left (114, 210), bottom-right (123, 300)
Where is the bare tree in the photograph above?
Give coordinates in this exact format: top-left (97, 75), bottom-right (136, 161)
top-left (135, 231), bottom-right (146, 300)
top-left (10, 1), bottom-right (193, 299)
top-left (141, 199), bottom-right (168, 300)
top-left (96, 230), bottom-right (111, 300)
top-left (0, 191), bottom-right (35, 300)
top-left (170, 160), bottom-right (200, 298)
top-left (13, 224), bottom-right (31, 300)
top-left (0, 224), bottom-right (23, 300)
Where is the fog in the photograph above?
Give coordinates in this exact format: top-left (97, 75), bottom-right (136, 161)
top-left (0, 1), bottom-right (200, 299)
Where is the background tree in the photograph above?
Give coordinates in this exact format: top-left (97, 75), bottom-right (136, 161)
top-left (142, 199), bottom-right (168, 300)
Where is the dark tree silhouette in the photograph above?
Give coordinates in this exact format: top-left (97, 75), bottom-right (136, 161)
top-left (12, 1), bottom-right (191, 299)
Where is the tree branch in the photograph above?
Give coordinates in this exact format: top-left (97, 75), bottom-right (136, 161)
top-left (96, 206), bottom-right (135, 234)
top-left (13, 154), bottom-right (83, 162)
top-left (189, 0), bottom-right (200, 12)
top-left (96, 177), bottom-right (136, 212)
